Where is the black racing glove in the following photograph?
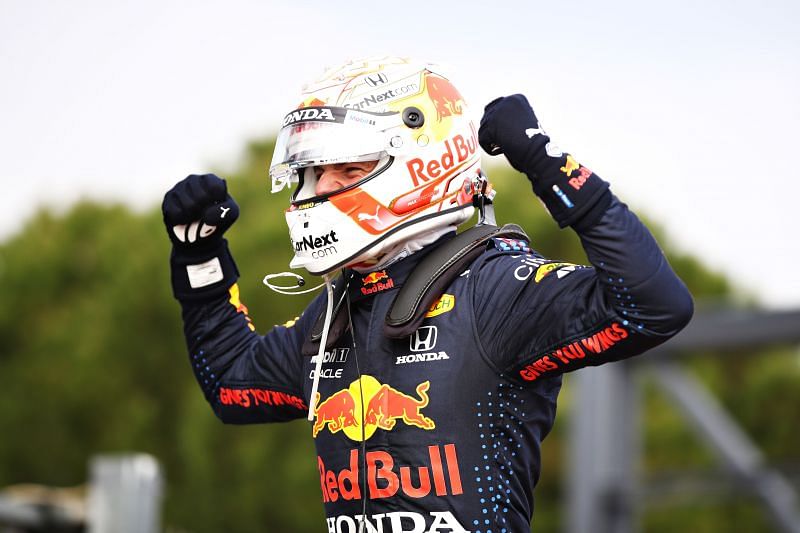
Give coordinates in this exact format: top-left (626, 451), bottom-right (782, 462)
top-left (162, 174), bottom-right (240, 301)
top-left (479, 94), bottom-right (611, 229)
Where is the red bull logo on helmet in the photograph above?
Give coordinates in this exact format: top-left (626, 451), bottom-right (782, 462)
top-left (313, 375), bottom-right (435, 441)
top-left (425, 73), bottom-right (465, 122)
top-left (405, 123), bottom-right (479, 187)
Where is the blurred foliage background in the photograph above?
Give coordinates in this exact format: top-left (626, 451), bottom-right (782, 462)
top-left (1, 138), bottom-right (798, 532)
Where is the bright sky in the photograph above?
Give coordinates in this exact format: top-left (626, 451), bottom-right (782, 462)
top-left (2, 0), bottom-right (798, 308)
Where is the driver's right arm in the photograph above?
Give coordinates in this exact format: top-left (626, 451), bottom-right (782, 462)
top-left (163, 174), bottom-right (313, 424)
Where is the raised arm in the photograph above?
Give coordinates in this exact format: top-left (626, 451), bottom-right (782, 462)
top-left (163, 174), bottom-right (310, 422)
top-left (475, 95), bottom-right (693, 380)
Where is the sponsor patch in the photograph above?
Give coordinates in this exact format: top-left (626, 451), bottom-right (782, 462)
top-left (360, 270), bottom-right (395, 295)
top-left (228, 284), bottom-right (255, 331)
top-left (294, 230), bottom-right (339, 252)
top-left (396, 326), bottom-right (449, 365)
top-left (533, 262), bottom-right (580, 283)
top-left (396, 352), bottom-right (449, 365)
top-left (293, 229), bottom-right (339, 261)
top-left (324, 511), bottom-right (468, 533)
top-left (425, 294), bottom-right (455, 317)
top-left (318, 444), bottom-right (464, 505)
top-left (425, 73), bottom-right (465, 122)
top-left (342, 80), bottom-right (421, 111)
top-left (493, 237), bottom-right (531, 254)
top-left (219, 387), bottom-right (307, 410)
top-left (309, 348), bottom-right (350, 380)
top-left (343, 110), bottom-right (377, 127)
top-left (282, 106), bottom-right (343, 127)
top-left (313, 376), bottom-right (435, 440)
top-left (519, 322), bottom-right (630, 381)
top-left (568, 166), bottom-right (593, 191)
top-left (405, 123), bottom-right (478, 186)
top-left (512, 255), bottom-right (549, 281)
top-left (560, 154), bottom-right (581, 177)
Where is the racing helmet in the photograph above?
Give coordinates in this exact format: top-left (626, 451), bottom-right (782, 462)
top-left (269, 57), bottom-right (484, 275)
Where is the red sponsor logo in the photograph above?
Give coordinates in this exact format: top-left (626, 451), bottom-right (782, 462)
top-left (406, 124), bottom-right (478, 187)
top-left (362, 270), bottom-right (389, 285)
top-left (318, 443), bottom-right (463, 502)
top-left (426, 74), bottom-right (465, 122)
top-left (519, 322), bottom-right (630, 381)
top-left (365, 381), bottom-right (435, 431)
top-left (568, 167), bottom-right (593, 190)
top-left (361, 277), bottom-right (395, 295)
top-left (313, 376), bottom-right (435, 441)
top-left (313, 389), bottom-right (359, 438)
top-left (559, 154), bottom-right (594, 191)
top-left (227, 284), bottom-right (254, 331)
top-left (219, 387), bottom-right (307, 411)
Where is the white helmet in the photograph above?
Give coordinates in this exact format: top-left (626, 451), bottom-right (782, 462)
top-left (269, 57), bottom-right (484, 275)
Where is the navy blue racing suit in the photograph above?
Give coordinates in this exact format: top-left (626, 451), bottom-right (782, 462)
top-left (175, 192), bottom-right (693, 533)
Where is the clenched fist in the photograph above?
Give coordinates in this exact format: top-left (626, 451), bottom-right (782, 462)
top-left (162, 174), bottom-right (240, 300)
top-left (162, 174), bottom-right (239, 251)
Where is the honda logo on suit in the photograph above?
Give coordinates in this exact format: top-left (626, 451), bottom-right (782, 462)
top-left (410, 326), bottom-right (438, 352)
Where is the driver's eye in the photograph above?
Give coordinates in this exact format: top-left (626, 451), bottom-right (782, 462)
top-left (345, 166), bottom-right (365, 175)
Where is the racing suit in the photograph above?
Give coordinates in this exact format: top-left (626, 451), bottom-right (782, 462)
top-left (175, 192), bottom-right (693, 532)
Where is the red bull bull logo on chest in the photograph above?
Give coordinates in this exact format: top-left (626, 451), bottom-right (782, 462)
top-left (313, 375), bottom-right (435, 441)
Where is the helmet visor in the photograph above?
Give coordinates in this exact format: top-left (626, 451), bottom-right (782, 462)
top-left (269, 106), bottom-right (402, 193)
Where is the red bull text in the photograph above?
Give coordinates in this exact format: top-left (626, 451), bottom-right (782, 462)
top-left (318, 443), bottom-right (462, 502)
top-left (406, 124), bottom-right (478, 187)
top-left (361, 271), bottom-right (395, 295)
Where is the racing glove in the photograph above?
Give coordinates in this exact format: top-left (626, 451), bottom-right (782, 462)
top-left (479, 94), bottom-right (611, 229)
top-left (162, 173), bottom-right (240, 301)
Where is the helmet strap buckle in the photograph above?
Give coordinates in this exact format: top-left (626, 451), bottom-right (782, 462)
top-left (472, 171), bottom-right (497, 226)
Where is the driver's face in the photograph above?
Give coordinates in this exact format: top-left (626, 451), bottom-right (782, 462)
top-left (314, 160), bottom-right (379, 196)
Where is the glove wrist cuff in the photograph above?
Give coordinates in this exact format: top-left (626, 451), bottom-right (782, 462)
top-left (513, 141), bottom-right (611, 229)
top-left (170, 239), bottom-right (239, 302)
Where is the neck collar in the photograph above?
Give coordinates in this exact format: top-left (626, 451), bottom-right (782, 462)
top-left (346, 230), bottom-right (456, 304)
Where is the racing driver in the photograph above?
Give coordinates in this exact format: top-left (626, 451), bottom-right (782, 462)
top-left (162, 57), bottom-right (693, 532)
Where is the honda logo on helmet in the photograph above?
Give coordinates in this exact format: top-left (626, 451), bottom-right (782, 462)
top-left (410, 326), bottom-right (438, 352)
top-left (364, 73), bottom-right (388, 87)
top-left (282, 107), bottom-right (337, 127)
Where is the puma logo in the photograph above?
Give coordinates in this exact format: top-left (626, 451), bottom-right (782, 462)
top-left (525, 127), bottom-right (545, 138)
top-left (357, 206), bottom-right (381, 223)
